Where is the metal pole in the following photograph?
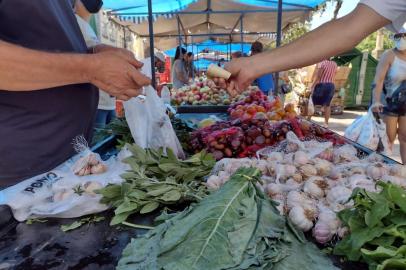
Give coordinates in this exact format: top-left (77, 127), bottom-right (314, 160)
top-left (147, 0), bottom-right (156, 88)
top-left (240, 15), bottom-right (244, 53)
top-left (177, 16), bottom-right (182, 49)
top-left (274, 0), bottom-right (283, 96)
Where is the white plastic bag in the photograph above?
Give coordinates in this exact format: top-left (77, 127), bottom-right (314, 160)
top-left (375, 116), bottom-right (392, 156)
top-left (355, 110), bottom-right (380, 150)
top-left (307, 97), bottom-right (315, 116)
top-left (0, 148), bottom-right (130, 221)
top-left (124, 86), bottom-right (185, 158)
top-left (344, 115), bottom-right (365, 141)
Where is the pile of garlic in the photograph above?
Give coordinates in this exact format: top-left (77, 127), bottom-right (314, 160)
top-left (206, 144), bottom-right (406, 244)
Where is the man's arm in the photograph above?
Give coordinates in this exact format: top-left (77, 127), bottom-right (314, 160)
top-left (0, 40), bottom-right (150, 100)
top-left (0, 40), bottom-right (90, 90)
top-left (226, 4), bottom-right (390, 91)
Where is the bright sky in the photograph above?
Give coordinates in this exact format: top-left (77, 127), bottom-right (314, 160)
top-left (311, 0), bottom-right (358, 30)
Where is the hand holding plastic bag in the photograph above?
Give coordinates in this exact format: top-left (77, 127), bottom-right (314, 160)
top-left (345, 109), bottom-right (390, 154)
top-left (124, 86), bottom-right (185, 158)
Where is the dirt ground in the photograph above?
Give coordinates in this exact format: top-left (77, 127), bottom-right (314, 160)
top-left (310, 110), bottom-right (402, 163)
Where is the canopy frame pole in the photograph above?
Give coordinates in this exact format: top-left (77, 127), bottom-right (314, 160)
top-left (177, 15), bottom-right (182, 49)
top-left (274, 0), bottom-right (283, 96)
top-left (240, 15), bottom-right (244, 53)
top-left (139, 32), bottom-right (276, 38)
top-left (147, 0), bottom-right (156, 88)
top-left (206, 0), bottom-right (212, 23)
top-left (177, 15), bottom-right (188, 46)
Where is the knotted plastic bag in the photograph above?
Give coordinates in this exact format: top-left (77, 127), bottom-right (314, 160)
top-left (124, 86), bottom-right (185, 158)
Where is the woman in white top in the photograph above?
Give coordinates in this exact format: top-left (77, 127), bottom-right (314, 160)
top-left (372, 26), bottom-right (406, 163)
top-left (74, 0), bottom-right (116, 129)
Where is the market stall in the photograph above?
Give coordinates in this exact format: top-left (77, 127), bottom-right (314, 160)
top-left (2, 1), bottom-right (405, 270)
top-left (1, 78), bottom-right (404, 269)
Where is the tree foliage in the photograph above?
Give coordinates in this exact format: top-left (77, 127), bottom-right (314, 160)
top-left (356, 30), bottom-right (394, 53)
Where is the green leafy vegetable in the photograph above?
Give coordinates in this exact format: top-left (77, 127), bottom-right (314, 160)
top-left (334, 182), bottom-right (406, 269)
top-left (98, 145), bottom-right (215, 226)
top-left (60, 216), bottom-right (105, 232)
top-left (26, 218), bottom-right (48, 225)
top-left (117, 167), bottom-right (337, 270)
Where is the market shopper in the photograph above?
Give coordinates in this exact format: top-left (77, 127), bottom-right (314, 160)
top-left (74, 0), bottom-right (116, 128)
top-left (250, 41), bottom-right (274, 96)
top-left (171, 47), bottom-right (189, 89)
top-left (371, 28), bottom-right (406, 163)
top-left (308, 60), bottom-right (337, 128)
top-left (0, 0), bottom-right (150, 187)
top-left (186, 52), bottom-right (197, 80)
top-left (141, 51), bottom-right (167, 79)
top-left (225, 1), bottom-right (405, 92)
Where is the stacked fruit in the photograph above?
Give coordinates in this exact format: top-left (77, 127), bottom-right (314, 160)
top-left (190, 117), bottom-right (345, 160)
top-left (228, 90), bottom-right (297, 121)
top-left (171, 79), bottom-right (253, 106)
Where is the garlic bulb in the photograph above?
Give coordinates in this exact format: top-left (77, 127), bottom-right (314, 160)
top-left (90, 163), bottom-right (107, 175)
top-left (84, 181), bottom-right (103, 195)
top-left (317, 148), bottom-right (333, 162)
top-left (303, 177), bottom-right (328, 199)
top-left (350, 166), bottom-right (365, 175)
top-left (206, 175), bottom-right (222, 190)
top-left (337, 226), bottom-right (349, 238)
top-left (313, 222), bottom-right (334, 244)
top-left (314, 158), bottom-right (332, 176)
top-left (366, 163), bottom-right (388, 180)
top-left (266, 183), bottom-right (285, 196)
top-left (329, 167), bottom-right (343, 180)
top-left (389, 164), bottom-right (406, 178)
top-left (53, 189), bottom-right (74, 202)
top-left (293, 151), bottom-right (310, 165)
top-left (326, 186), bottom-right (352, 205)
top-left (313, 206), bottom-right (340, 244)
top-left (286, 190), bottom-right (316, 211)
top-left (347, 174), bottom-right (376, 192)
top-left (267, 152), bottom-right (284, 162)
top-left (285, 179), bottom-right (302, 192)
top-left (382, 174), bottom-right (406, 188)
top-left (275, 164), bottom-right (296, 181)
top-left (292, 173), bottom-right (303, 183)
top-left (289, 206), bottom-right (314, 232)
top-left (300, 164), bottom-right (317, 178)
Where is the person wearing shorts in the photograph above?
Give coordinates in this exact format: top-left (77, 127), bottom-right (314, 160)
top-left (372, 25), bottom-right (406, 163)
top-left (309, 60), bottom-right (337, 127)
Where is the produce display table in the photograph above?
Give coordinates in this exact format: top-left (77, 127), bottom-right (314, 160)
top-left (0, 118), bottom-right (397, 270)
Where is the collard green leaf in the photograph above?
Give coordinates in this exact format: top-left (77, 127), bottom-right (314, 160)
top-left (376, 258), bottom-right (406, 270)
top-left (117, 167), bottom-right (337, 270)
top-left (110, 211), bottom-right (133, 226)
top-left (160, 190), bottom-right (182, 202)
top-left (115, 199), bottom-right (139, 215)
top-left (97, 184), bottom-right (121, 199)
top-left (361, 246), bottom-right (397, 263)
top-left (140, 201), bottom-right (160, 214)
top-left (334, 227), bottom-right (386, 260)
top-left (383, 184), bottom-right (406, 212)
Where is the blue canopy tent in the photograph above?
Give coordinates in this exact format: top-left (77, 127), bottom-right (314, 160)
top-left (103, 0), bottom-right (327, 88)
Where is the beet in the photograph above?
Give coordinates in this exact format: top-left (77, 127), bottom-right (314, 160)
top-left (255, 135), bottom-right (266, 145)
top-left (212, 150), bottom-right (224, 160)
top-left (224, 148), bottom-right (233, 157)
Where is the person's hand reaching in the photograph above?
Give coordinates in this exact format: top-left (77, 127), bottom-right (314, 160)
top-left (224, 58), bottom-right (255, 94)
